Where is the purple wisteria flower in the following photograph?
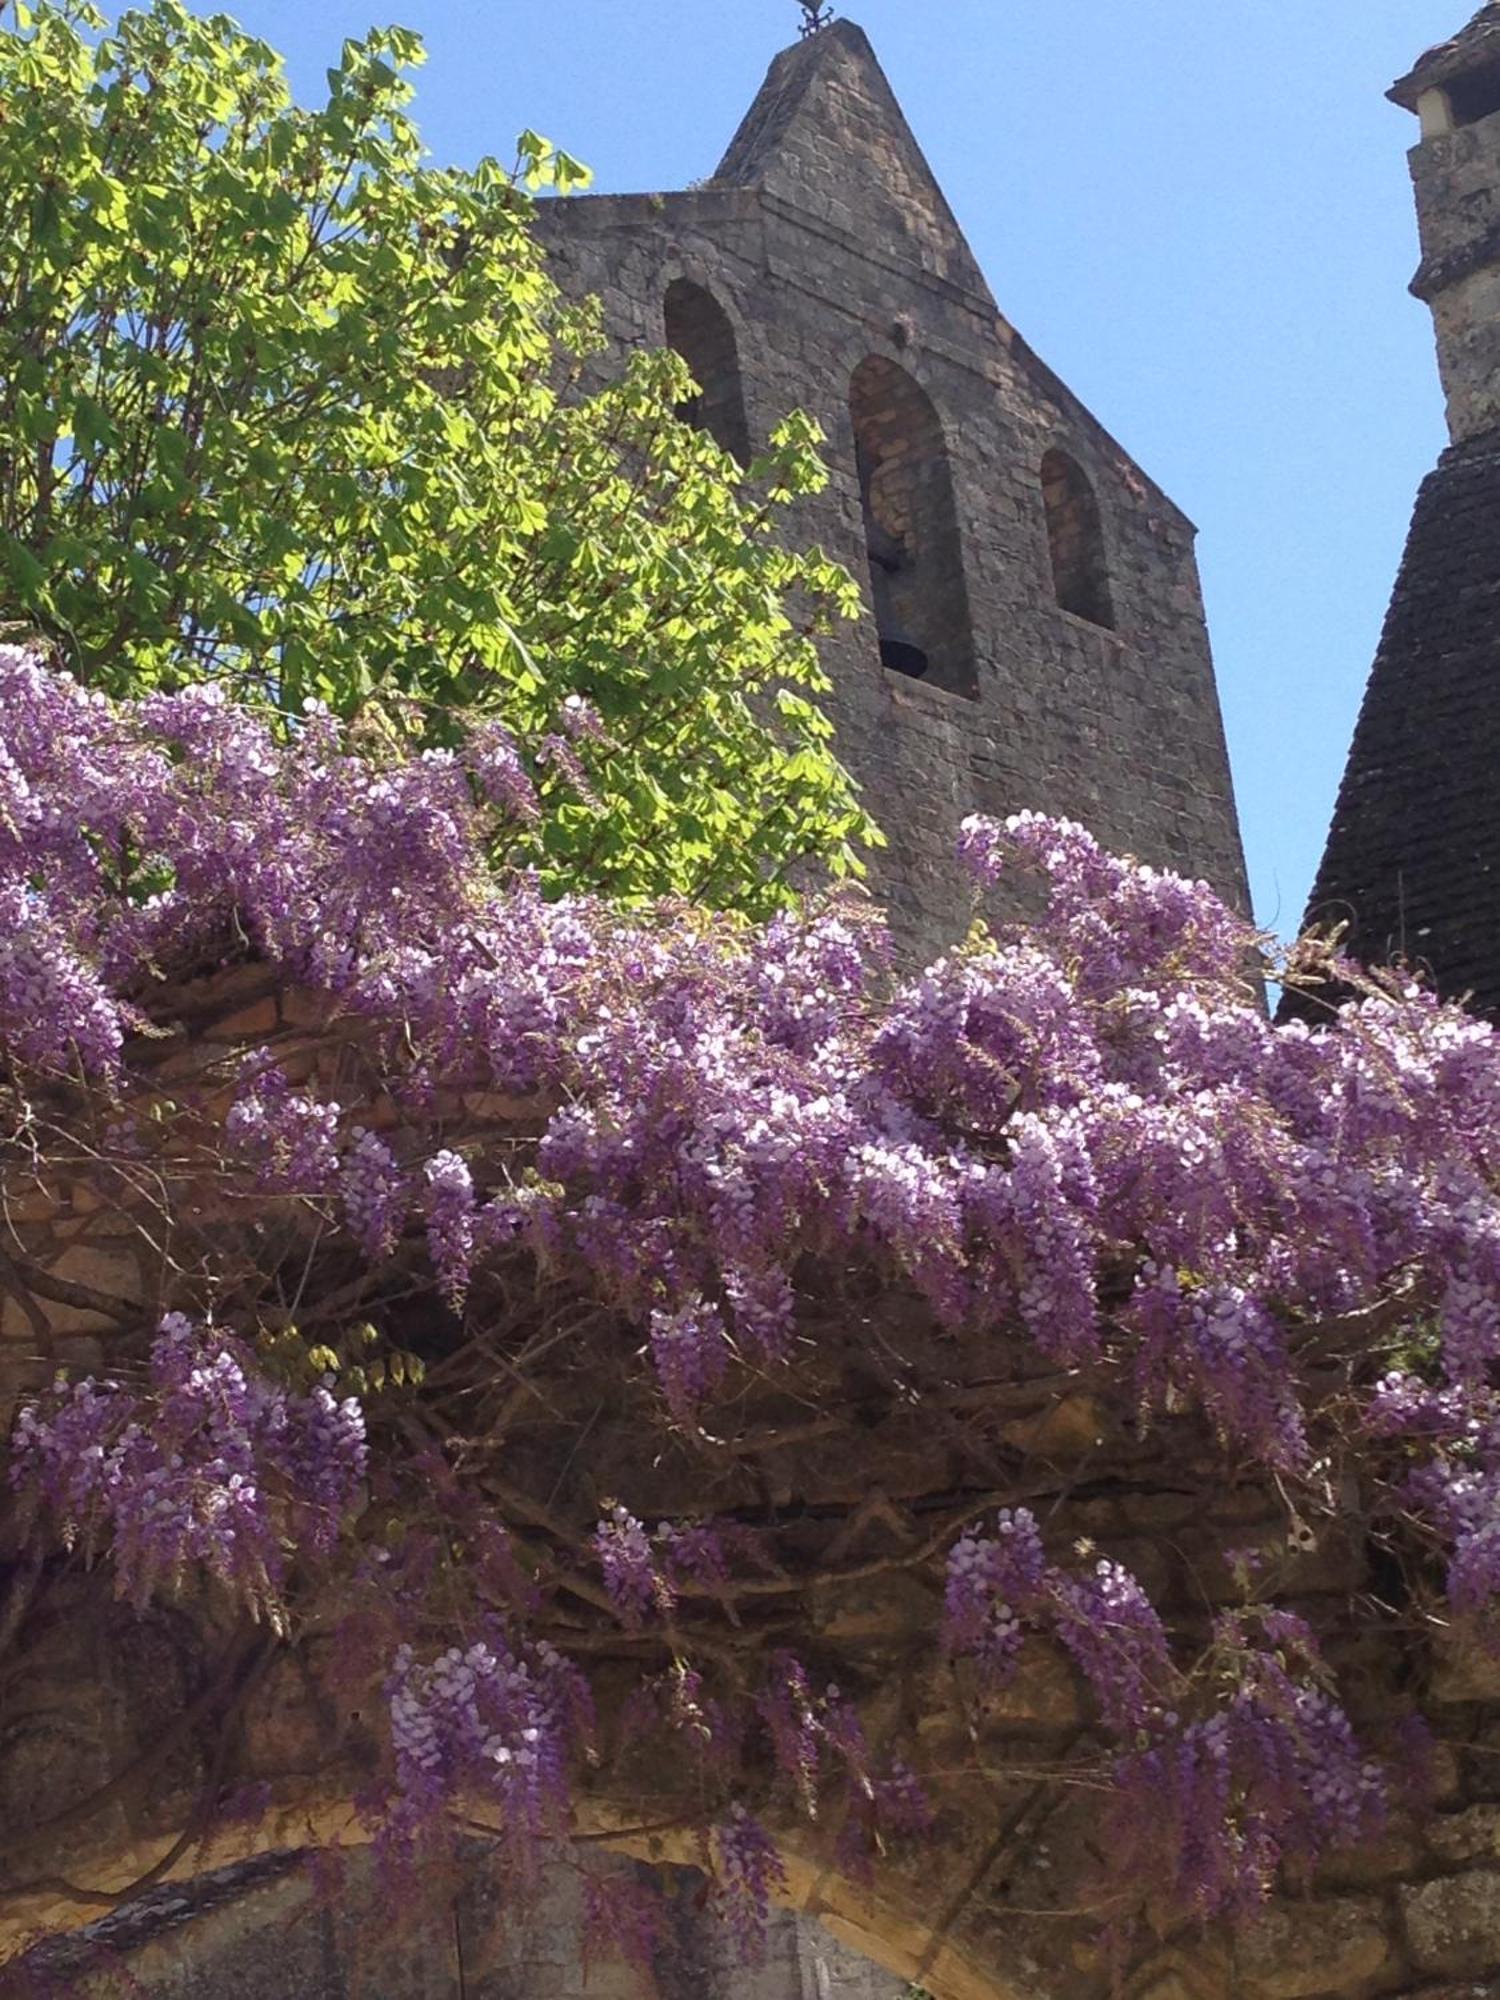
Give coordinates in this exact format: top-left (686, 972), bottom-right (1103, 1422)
top-left (226, 1057), bottom-right (341, 1191)
top-left (424, 1150), bottom-right (476, 1306)
top-left (943, 1508), bottom-right (1048, 1680)
top-left (10, 1315), bottom-right (366, 1613)
top-left (9, 649), bottom-right (1500, 1929)
top-left (593, 1505), bottom-right (665, 1626)
top-left (339, 1127), bottom-right (408, 1261)
top-left (712, 1807), bottom-right (787, 1960)
top-left (381, 1632), bottom-right (582, 1867)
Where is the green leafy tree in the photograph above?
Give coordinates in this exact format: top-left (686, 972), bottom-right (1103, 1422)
top-left (0, 0), bottom-right (877, 909)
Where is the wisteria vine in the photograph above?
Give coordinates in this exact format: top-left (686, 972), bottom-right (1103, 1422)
top-left (1, 646), bottom-right (1497, 1966)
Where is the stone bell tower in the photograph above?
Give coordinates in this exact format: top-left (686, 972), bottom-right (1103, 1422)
top-left (535, 18), bottom-right (1249, 964)
top-left (1302, 6), bottom-right (1500, 1012)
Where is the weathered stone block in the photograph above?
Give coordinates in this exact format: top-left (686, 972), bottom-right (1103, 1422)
top-left (1235, 1894), bottom-right (1396, 1998)
top-left (1132, 1976), bottom-right (1216, 2000)
top-left (1429, 1808), bottom-right (1500, 1867)
top-left (1430, 1633), bottom-right (1500, 1704)
top-left (1001, 1392), bottom-right (1117, 1460)
top-left (1402, 1870), bottom-right (1500, 1978)
top-left (1317, 1824), bottom-right (1425, 1891)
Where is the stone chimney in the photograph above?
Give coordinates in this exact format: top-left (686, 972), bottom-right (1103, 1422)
top-left (1391, 3), bottom-right (1500, 442)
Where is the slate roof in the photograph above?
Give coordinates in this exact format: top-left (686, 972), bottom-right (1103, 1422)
top-left (1391, 4), bottom-right (1500, 110)
top-left (1301, 429), bottom-right (1500, 1015)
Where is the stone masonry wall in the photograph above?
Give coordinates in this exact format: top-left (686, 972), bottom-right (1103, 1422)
top-left (1409, 102), bottom-right (1500, 445)
top-left (11, 966), bottom-right (1500, 1994)
top-left (533, 23), bottom-right (1249, 965)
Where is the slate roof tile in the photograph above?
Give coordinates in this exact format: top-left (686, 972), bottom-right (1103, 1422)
top-left (1302, 429), bottom-right (1500, 1014)
top-left (1391, 4), bottom-right (1500, 110)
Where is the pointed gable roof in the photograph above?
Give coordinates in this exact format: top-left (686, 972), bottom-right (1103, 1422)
top-left (712, 21), bottom-right (993, 302)
top-left (1299, 430), bottom-right (1500, 1018)
top-left (1391, 3), bottom-right (1500, 111)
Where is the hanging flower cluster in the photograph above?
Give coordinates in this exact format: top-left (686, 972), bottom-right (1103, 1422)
top-left (10, 1316), bottom-right (366, 1618)
top-left (3, 646), bottom-right (1499, 1950)
top-left (944, 1518), bottom-right (1386, 1911)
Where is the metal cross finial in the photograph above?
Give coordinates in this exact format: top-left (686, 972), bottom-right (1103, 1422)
top-left (799, 3), bottom-right (836, 36)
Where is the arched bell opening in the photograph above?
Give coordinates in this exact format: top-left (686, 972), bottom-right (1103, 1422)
top-left (664, 279), bottom-right (752, 467)
top-left (1041, 447), bottom-right (1115, 631)
top-left (847, 356), bottom-right (978, 700)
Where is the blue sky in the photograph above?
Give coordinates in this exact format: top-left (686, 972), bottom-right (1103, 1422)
top-left (227, 0), bottom-right (1466, 937)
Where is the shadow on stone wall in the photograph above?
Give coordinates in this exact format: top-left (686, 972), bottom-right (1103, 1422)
top-left (8, 1846), bottom-right (911, 2000)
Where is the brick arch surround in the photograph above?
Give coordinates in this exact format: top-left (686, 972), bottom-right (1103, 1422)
top-left (6, 1560), bottom-right (1500, 2000)
top-left (9, 1846), bottom-right (914, 1999)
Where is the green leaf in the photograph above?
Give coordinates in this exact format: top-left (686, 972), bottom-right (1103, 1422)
top-left (3, 536), bottom-right (46, 595)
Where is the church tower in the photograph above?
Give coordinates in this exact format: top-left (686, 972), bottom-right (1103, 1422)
top-left (535, 20), bottom-right (1249, 962)
top-left (1303, 6), bottom-right (1500, 1010)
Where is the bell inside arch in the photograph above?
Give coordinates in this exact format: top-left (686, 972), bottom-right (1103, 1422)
top-left (869, 548), bottom-right (930, 679)
top-left (859, 444), bottom-right (930, 681)
top-left (878, 630), bottom-right (929, 679)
